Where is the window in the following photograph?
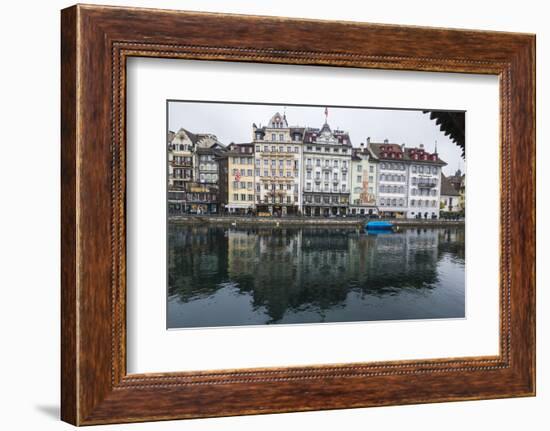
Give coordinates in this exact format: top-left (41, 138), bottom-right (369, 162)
top-left (271, 134), bottom-right (276, 141)
top-left (419, 166), bottom-right (424, 173)
top-left (357, 164), bottom-right (362, 172)
top-left (233, 194), bottom-right (239, 201)
top-left (411, 199), bottom-right (416, 206)
top-left (357, 175), bottom-right (362, 183)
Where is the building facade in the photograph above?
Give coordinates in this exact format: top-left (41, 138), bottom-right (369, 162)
top-left (440, 173), bottom-right (461, 214)
top-left (349, 143), bottom-right (378, 216)
top-left (405, 145), bottom-right (445, 219)
top-left (168, 128), bottom-right (224, 214)
top-left (168, 112), bottom-right (454, 219)
top-left (301, 121), bottom-right (352, 216)
top-left (446, 168), bottom-right (466, 212)
top-left (369, 141), bottom-right (409, 218)
top-left (253, 113), bottom-right (304, 216)
top-left (218, 143), bottom-right (256, 214)
top-left (369, 140), bottom-right (446, 219)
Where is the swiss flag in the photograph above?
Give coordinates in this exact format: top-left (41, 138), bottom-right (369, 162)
top-left (235, 171), bottom-right (241, 181)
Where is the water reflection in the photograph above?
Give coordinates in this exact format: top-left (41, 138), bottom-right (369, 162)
top-left (167, 225), bottom-right (465, 328)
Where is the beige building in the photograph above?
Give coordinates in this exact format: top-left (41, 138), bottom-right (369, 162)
top-left (253, 113), bottom-right (304, 216)
top-left (349, 144), bottom-right (379, 216)
top-left (440, 173), bottom-right (462, 214)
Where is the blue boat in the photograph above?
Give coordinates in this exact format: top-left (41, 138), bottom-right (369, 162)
top-left (365, 221), bottom-right (394, 231)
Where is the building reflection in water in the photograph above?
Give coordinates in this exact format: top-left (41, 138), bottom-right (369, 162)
top-left (167, 225), bottom-right (465, 328)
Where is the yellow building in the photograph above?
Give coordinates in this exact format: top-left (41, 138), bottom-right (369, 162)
top-left (218, 143), bottom-right (256, 215)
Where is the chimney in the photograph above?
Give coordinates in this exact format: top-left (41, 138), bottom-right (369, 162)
top-left (384, 138), bottom-right (389, 144)
top-left (360, 142), bottom-right (364, 148)
top-left (401, 143), bottom-right (405, 151)
top-left (366, 137), bottom-right (371, 144)
top-left (419, 143), bottom-right (424, 149)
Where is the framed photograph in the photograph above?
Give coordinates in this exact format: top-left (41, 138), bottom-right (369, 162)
top-left (61, 4), bottom-right (536, 425)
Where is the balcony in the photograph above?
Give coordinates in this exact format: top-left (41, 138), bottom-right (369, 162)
top-left (417, 179), bottom-right (437, 188)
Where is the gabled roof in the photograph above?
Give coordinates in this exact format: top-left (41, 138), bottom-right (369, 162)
top-left (368, 142), bottom-right (446, 165)
top-left (303, 125), bottom-right (352, 146)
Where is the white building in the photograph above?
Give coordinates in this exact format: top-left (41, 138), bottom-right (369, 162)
top-left (301, 118), bottom-right (352, 216)
top-left (369, 140), bottom-right (409, 217)
top-left (368, 140), bottom-right (446, 219)
top-left (405, 144), bottom-right (445, 219)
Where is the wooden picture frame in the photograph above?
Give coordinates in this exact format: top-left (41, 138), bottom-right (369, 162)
top-left (61, 4), bottom-right (536, 425)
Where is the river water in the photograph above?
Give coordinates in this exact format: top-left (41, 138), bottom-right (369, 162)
top-left (167, 224), bottom-right (465, 328)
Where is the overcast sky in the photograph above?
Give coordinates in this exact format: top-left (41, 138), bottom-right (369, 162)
top-left (169, 102), bottom-right (465, 176)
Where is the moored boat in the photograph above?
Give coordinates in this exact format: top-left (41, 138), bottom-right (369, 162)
top-left (365, 221), bottom-right (394, 231)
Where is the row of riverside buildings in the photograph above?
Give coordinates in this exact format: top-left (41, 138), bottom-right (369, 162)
top-left (168, 112), bottom-right (465, 219)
